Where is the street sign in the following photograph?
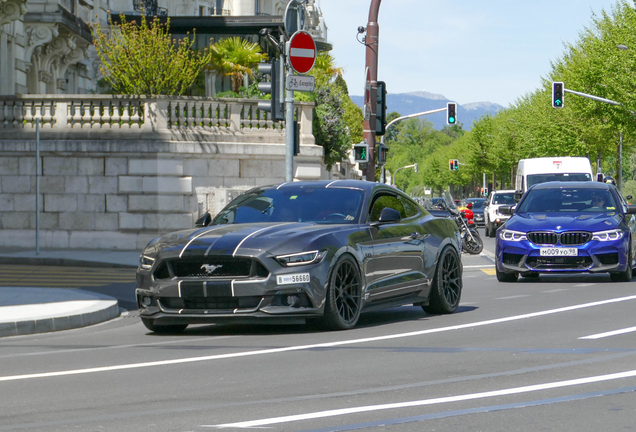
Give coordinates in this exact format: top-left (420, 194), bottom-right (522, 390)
top-left (284, 0), bottom-right (306, 36)
top-left (286, 74), bottom-right (315, 92)
top-left (288, 30), bottom-right (316, 74)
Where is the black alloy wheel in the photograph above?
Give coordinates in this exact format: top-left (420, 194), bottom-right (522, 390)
top-left (424, 246), bottom-right (462, 315)
top-left (141, 318), bottom-right (188, 334)
top-left (323, 255), bottom-right (362, 330)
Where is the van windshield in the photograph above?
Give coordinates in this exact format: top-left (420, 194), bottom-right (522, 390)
top-left (527, 173), bottom-right (591, 188)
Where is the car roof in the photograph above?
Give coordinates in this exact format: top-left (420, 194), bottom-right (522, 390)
top-left (254, 180), bottom-right (408, 196)
top-left (529, 181), bottom-right (610, 191)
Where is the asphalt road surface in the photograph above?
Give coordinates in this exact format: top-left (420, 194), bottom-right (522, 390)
top-left (1, 232), bottom-right (635, 431)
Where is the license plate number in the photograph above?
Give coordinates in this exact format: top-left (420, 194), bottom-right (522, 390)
top-left (540, 247), bottom-right (578, 256)
top-left (277, 273), bottom-right (310, 285)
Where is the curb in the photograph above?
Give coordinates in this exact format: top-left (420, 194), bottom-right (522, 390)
top-left (0, 256), bottom-right (137, 269)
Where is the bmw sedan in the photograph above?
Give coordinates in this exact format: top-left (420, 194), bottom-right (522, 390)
top-left (495, 181), bottom-right (636, 282)
top-left (136, 180), bottom-right (463, 333)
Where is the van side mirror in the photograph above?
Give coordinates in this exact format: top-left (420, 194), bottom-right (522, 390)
top-left (499, 206), bottom-right (514, 215)
top-left (514, 190), bottom-right (523, 203)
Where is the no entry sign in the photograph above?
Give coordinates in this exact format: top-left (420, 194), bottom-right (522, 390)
top-left (288, 31), bottom-right (316, 74)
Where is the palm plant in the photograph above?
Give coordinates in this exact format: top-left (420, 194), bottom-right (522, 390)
top-left (208, 37), bottom-right (266, 92)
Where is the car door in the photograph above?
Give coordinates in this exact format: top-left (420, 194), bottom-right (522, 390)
top-left (365, 192), bottom-right (427, 302)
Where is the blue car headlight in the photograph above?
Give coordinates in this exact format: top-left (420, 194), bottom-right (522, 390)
top-left (275, 250), bottom-right (327, 267)
top-left (500, 229), bottom-right (527, 241)
top-left (592, 229), bottom-right (624, 241)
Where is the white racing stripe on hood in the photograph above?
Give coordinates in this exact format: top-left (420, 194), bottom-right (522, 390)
top-left (179, 225), bottom-right (227, 258)
top-left (232, 223), bottom-right (292, 257)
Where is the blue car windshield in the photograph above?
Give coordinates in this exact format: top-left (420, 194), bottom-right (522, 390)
top-left (212, 188), bottom-right (365, 225)
top-left (517, 187), bottom-right (618, 213)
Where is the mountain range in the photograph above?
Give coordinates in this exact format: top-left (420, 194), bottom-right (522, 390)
top-left (350, 91), bottom-right (505, 131)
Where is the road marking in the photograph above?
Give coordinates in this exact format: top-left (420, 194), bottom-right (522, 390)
top-left (464, 265), bottom-right (495, 268)
top-left (574, 283), bottom-right (597, 287)
top-left (542, 289), bottom-right (570, 293)
top-left (1, 295), bottom-right (635, 383)
top-left (580, 326), bottom-right (636, 340)
top-left (481, 268), bottom-right (496, 275)
top-left (208, 369), bottom-right (636, 429)
top-left (495, 295), bottom-right (530, 300)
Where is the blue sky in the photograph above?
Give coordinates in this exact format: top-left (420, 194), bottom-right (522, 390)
top-left (318, 0), bottom-right (621, 107)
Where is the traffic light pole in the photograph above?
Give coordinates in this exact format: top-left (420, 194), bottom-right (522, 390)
top-left (284, 38), bottom-right (294, 182)
top-left (363, 0), bottom-right (381, 181)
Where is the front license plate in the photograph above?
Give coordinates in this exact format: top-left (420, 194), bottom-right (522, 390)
top-left (277, 273), bottom-right (311, 285)
top-left (540, 247), bottom-right (578, 257)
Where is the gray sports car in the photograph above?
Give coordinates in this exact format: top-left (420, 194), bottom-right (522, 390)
top-left (135, 180), bottom-right (463, 333)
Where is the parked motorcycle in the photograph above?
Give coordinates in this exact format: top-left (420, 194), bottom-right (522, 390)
top-left (438, 192), bottom-right (483, 255)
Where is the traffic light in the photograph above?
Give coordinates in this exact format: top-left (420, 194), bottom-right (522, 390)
top-left (481, 187), bottom-right (488, 197)
top-left (447, 102), bottom-right (457, 125)
top-left (414, 162), bottom-right (418, 173)
top-left (258, 61), bottom-right (284, 121)
top-left (448, 159), bottom-right (459, 170)
top-left (552, 81), bottom-right (564, 108)
top-left (353, 142), bottom-right (369, 163)
top-left (376, 81), bottom-right (387, 136)
top-left (377, 142), bottom-right (387, 165)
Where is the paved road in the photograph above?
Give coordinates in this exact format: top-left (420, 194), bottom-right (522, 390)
top-left (1, 235), bottom-right (636, 431)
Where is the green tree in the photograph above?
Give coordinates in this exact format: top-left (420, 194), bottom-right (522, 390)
top-left (91, 14), bottom-right (212, 96)
top-left (208, 37), bottom-right (267, 93)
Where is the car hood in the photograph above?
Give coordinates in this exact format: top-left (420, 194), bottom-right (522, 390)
top-left (506, 212), bottom-right (622, 233)
top-left (145, 222), bottom-right (357, 259)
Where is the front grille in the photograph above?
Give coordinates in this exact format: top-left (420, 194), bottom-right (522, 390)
top-left (153, 256), bottom-right (269, 280)
top-left (528, 231), bottom-right (591, 246)
top-left (560, 232), bottom-right (591, 245)
top-left (160, 296), bottom-right (262, 310)
top-left (526, 256), bottom-right (593, 269)
top-left (528, 232), bottom-right (558, 245)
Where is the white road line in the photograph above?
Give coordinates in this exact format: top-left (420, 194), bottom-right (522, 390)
top-left (463, 265), bottom-right (495, 268)
top-left (209, 369), bottom-right (636, 429)
top-left (580, 326), bottom-right (636, 340)
top-left (495, 295), bottom-right (530, 300)
top-left (1, 295), bottom-right (635, 383)
top-left (574, 283), bottom-right (597, 287)
top-left (542, 289), bottom-right (570, 293)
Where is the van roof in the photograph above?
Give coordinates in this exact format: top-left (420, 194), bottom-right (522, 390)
top-left (517, 157), bottom-right (592, 175)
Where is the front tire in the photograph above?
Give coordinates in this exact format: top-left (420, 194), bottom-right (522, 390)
top-left (141, 318), bottom-right (188, 334)
top-left (463, 229), bottom-right (483, 254)
top-left (423, 246), bottom-right (462, 315)
top-left (322, 255), bottom-right (362, 330)
top-left (610, 243), bottom-right (633, 282)
top-left (496, 267), bottom-right (518, 282)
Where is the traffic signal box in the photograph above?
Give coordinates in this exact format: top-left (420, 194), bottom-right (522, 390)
top-left (258, 61), bottom-right (284, 121)
top-left (376, 142), bottom-right (387, 165)
top-left (376, 81), bottom-right (387, 136)
top-left (448, 159), bottom-right (459, 170)
top-left (353, 142), bottom-right (369, 163)
top-left (447, 102), bottom-right (457, 125)
top-left (552, 82), bottom-right (564, 108)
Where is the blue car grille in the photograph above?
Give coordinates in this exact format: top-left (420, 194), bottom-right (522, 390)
top-left (528, 231), bottom-right (591, 246)
top-left (526, 256), bottom-right (593, 269)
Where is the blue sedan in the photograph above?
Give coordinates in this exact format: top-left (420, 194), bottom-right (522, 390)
top-left (495, 181), bottom-right (636, 282)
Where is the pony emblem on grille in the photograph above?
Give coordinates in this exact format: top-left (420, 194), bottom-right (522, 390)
top-left (200, 264), bottom-right (223, 275)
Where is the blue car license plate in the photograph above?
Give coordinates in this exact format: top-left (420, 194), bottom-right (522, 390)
top-left (540, 247), bottom-right (578, 257)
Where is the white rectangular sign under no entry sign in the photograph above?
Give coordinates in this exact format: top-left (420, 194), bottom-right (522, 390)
top-left (286, 74), bottom-right (315, 92)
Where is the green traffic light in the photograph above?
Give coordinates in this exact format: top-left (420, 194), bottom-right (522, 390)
top-left (555, 100), bottom-right (562, 106)
top-left (449, 117), bottom-right (455, 124)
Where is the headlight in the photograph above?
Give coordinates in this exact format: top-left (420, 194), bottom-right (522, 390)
top-left (275, 250), bottom-right (327, 267)
top-left (139, 255), bottom-right (155, 270)
top-left (500, 229), bottom-right (527, 241)
top-left (592, 229), bottom-right (624, 241)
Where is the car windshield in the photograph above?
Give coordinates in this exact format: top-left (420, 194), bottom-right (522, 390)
top-left (211, 187), bottom-right (365, 225)
top-left (492, 193), bottom-right (516, 205)
top-left (527, 173), bottom-right (592, 188)
top-left (467, 200), bottom-right (485, 209)
top-left (517, 187), bottom-right (617, 213)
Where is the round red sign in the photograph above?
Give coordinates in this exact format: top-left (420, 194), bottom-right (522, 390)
top-left (289, 31), bottom-right (316, 74)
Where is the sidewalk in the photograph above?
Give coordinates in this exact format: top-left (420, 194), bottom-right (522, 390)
top-left (0, 248), bottom-right (140, 338)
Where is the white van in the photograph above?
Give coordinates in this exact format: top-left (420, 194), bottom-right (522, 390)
top-left (515, 157), bottom-right (594, 193)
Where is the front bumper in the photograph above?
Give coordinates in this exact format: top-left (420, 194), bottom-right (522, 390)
top-left (136, 255), bottom-right (331, 325)
top-left (495, 237), bottom-right (628, 274)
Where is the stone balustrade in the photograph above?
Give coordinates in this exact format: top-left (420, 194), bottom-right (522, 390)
top-left (0, 95), bottom-right (327, 251)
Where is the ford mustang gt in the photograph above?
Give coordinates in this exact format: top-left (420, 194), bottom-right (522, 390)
top-left (136, 180), bottom-right (463, 333)
top-left (495, 181), bottom-right (636, 282)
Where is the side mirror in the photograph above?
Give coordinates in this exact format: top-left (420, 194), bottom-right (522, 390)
top-left (371, 207), bottom-right (401, 226)
top-left (514, 190), bottom-right (523, 203)
top-left (195, 212), bottom-right (212, 227)
top-left (626, 205), bottom-right (636, 215)
top-left (499, 206), bottom-right (514, 215)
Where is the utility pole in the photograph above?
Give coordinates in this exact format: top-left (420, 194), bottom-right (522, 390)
top-left (363, 0), bottom-right (381, 181)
